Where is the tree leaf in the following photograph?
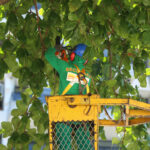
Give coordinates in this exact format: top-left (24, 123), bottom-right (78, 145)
top-left (112, 137), bottom-right (120, 145)
top-left (64, 20), bottom-right (77, 31)
top-left (32, 144), bottom-right (41, 150)
top-left (105, 80), bottom-right (117, 88)
top-left (138, 74), bottom-right (147, 87)
top-left (4, 55), bottom-right (19, 72)
top-left (1, 122), bottom-right (13, 138)
top-left (127, 142), bottom-right (140, 150)
top-left (99, 126), bottom-right (106, 140)
top-left (7, 12), bottom-right (18, 27)
top-left (69, 0), bottom-right (82, 12)
top-left (68, 13), bottom-right (78, 21)
top-left (0, 144), bottom-right (7, 150)
top-left (142, 31), bottom-right (150, 46)
top-left (0, 59), bottom-right (8, 79)
top-left (12, 117), bottom-right (20, 130)
top-left (2, 39), bottom-right (14, 51)
top-left (143, 0), bottom-right (150, 6)
top-left (11, 109), bottom-right (22, 117)
top-left (39, 8), bottom-right (44, 16)
top-left (20, 132), bottom-right (30, 144)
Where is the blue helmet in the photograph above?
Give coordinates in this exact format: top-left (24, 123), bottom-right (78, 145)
top-left (74, 44), bottom-right (87, 57)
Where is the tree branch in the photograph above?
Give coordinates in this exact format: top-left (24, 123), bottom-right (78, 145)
top-left (44, 28), bottom-right (49, 38)
top-left (119, 53), bottom-right (126, 70)
top-left (119, 40), bottom-right (128, 70)
top-left (107, 36), bottom-right (119, 97)
top-left (103, 106), bottom-right (113, 120)
top-left (116, 0), bottom-right (123, 9)
top-left (120, 127), bottom-right (126, 146)
top-left (91, 77), bottom-right (113, 120)
top-left (107, 20), bottom-right (115, 34)
top-left (33, 0), bottom-right (46, 59)
top-left (0, 0), bottom-right (10, 5)
top-left (107, 39), bottom-right (112, 79)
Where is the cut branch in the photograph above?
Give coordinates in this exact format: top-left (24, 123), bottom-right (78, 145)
top-left (33, 0), bottom-right (46, 58)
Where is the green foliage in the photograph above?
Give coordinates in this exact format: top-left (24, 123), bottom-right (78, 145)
top-left (99, 126), bottom-right (106, 140)
top-left (112, 106), bottom-right (121, 120)
top-left (69, 0), bottom-right (82, 12)
top-left (0, 0), bottom-right (150, 149)
top-left (2, 94), bottom-right (49, 149)
top-left (0, 59), bottom-right (8, 79)
top-left (116, 125), bottom-right (150, 149)
top-left (0, 144), bottom-right (7, 150)
top-left (1, 122), bottom-right (13, 138)
top-left (112, 137), bottom-right (120, 145)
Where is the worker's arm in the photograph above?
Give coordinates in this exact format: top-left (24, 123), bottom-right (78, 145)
top-left (45, 47), bottom-right (67, 72)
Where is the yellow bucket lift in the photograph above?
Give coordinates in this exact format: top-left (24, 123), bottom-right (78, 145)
top-left (46, 95), bottom-right (150, 150)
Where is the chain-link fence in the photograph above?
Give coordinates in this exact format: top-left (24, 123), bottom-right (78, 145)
top-left (51, 121), bottom-right (95, 150)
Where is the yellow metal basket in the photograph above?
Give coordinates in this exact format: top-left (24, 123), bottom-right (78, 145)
top-left (46, 95), bottom-right (150, 150)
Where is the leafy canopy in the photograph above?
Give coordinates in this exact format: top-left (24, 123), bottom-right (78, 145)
top-left (0, 0), bottom-right (150, 149)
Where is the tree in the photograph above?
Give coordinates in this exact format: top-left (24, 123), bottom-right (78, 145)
top-left (0, 0), bottom-right (150, 149)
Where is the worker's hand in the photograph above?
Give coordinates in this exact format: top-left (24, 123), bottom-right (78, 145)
top-left (55, 50), bottom-right (69, 62)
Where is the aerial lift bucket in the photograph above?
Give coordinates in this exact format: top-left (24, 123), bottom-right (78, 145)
top-left (46, 95), bottom-right (150, 150)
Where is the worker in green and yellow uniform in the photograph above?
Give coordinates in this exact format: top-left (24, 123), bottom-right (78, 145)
top-left (45, 41), bottom-right (93, 150)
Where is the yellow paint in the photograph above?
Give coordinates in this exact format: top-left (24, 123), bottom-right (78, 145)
top-left (46, 95), bottom-right (150, 149)
top-left (49, 121), bottom-right (53, 150)
top-left (126, 105), bottom-right (129, 126)
top-left (86, 84), bottom-right (90, 93)
top-left (129, 99), bottom-right (150, 110)
top-left (99, 120), bottom-right (125, 126)
top-left (99, 118), bottom-right (150, 126)
top-left (129, 110), bottom-right (150, 117)
top-left (129, 118), bottom-right (150, 125)
top-left (47, 96), bottom-right (98, 122)
top-left (94, 106), bottom-right (99, 150)
top-left (61, 83), bottom-right (72, 95)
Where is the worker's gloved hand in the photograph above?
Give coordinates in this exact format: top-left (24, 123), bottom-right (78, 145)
top-left (55, 49), bottom-right (69, 62)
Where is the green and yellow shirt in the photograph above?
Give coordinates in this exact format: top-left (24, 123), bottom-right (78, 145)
top-left (45, 47), bottom-right (91, 95)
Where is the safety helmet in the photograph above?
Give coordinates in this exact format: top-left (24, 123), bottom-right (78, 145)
top-left (70, 44), bottom-right (87, 61)
top-left (74, 44), bottom-right (87, 57)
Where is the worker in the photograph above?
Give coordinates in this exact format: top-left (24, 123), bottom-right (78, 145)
top-left (45, 40), bottom-right (93, 150)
